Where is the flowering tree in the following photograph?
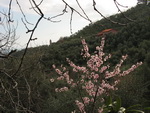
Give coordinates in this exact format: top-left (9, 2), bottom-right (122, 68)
top-left (50, 37), bottom-right (142, 113)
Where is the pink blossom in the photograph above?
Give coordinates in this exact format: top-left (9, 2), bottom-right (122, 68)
top-left (80, 79), bottom-right (84, 83)
top-left (63, 67), bottom-right (66, 71)
top-left (51, 37), bottom-right (143, 113)
top-left (81, 75), bottom-right (85, 79)
top-left (100, 65), bottom-right (109, 73)
top-left (82, 97), bottom-right (90, 105)
top-left (98, 107), bottom-right (103, 113)
top-left (67, 58), bottom-right (88, 73)
top-left (81, 39), bottom-right (90, 58)
top-left (71, 110), bottom-right (76, 113)
top-left (97, 87), bottom-right (105, 96)
top-left (73, 68), bottom-right (78, 72)
top-left (101, 80), bottom-right (115, 90)
top-left (63, 72), bottom-right (69, 80)
top-left (122, 54), bottom-right (128, 60)
top-left (87, 55), bottom-right (103, 71)
top-left (104, 54), bottom-right (111, 61)
top-left (93, 74), bottom-right (99, 79)
top-left (90, 98), bottom-right (94, 102)
top-left (59, 88), bottom-right (63, 92)
top-left (120, 62), bottom-right (142, 76)
top-left (55, 88), bottom-right (59, 92)
top-left (57, 76), bottom-right (64, 80)
top-left (50, 78), bottom-right (54, 82)
top-left (71, 83), bottom-right (77, 87)
top-left (63, 87), bottom-right (69, 91)
top-left (96, 46), bottom-right (100, 50)
top-left (57, 87), bottom-right (69, 92)
top-left (75, 100), bottom-right (86, 113)
top-left (55, 69), bottom-right (63, 75)
top-left (52, 64), bottom-right (56, 68)
top-left (67, 81), bottom-right (72, 84)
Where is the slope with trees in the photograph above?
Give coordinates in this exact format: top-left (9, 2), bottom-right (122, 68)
top-left (1, 4), bottom-right (150, 112)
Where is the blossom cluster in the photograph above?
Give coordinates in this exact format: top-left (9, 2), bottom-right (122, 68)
top-left (75, 100), bottom-right (86, 113)
top-left (50, 37), bottom-right (142, 113)
top-left (55, 87), bottom-right (69, 92)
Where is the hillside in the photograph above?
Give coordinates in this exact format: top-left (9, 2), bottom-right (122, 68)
top-left (1, 4), bottom-right (150, 113)
top-left (40, 4), bottom-right (150, 69)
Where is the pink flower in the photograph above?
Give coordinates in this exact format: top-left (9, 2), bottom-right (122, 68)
top-left (97, 87), bottom-right (105, 96)
top-left (120, 62), bottom-right (142, 76)
top-left (71, 110), bottom-right (76, 113)
top-left (81, 39), bottom-right (90, 58)
top-left (55, 88), bottom-right (59, 92)
top-left (80, 79), bottom-right (84, 83)
top-left (55, 69), bottom-right (63, 75)
top-left (122, 54), bottom-right (128, 60)
top-left (67, 81), bottom-right (72, 84)
top-left (50, 78), bottom-right (54, 82)
top-left (57, 76), bottom-right (64, 80)
top-left (93, 74), bottom-right (99, 79)
top-left (83, 97), bottom-right (90, 105)
top-left (52, 64), bottom-right (56, 68)
top-left (51, 37), bottom-right (143, 113)
top-left (90, 98), bottom-right (94, 102)
top-left (75, 100), bottom-right (85, 113)
top-left (63, 87), bottom-right (69, 91)
top-left (98, 107), bottom-right (103, 113)
top-left (71, 83), bottom-right (77, 87)
top-left (100, 65), bottom-right (109, 73)
top-left (63, 67), bottom-right (66, 71)
top-left (101, 80), bottom-right (115, 90)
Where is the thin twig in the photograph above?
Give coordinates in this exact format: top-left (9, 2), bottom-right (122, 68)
top-left (70, 8), bottom-right (73, 34)
top-left (0, 68), bottom-right (18, 88)
top-left (47, 4), bottom-right (68, 22)
top-left (12, 0), bottom-right (44, 76)
top-left (92, 0), bottom-right (126, 26)
top-left (76, 0), bottom-right (92, 23)
top-left (36, 0), bottom-right (44, 7)
top-left (0, 49), bottom-right (17, 58)
top-left (8, 0), bottom-right (14, 22)
top-left (91, 86), bottom-right (99, 113)
top-left (24, 76), bottom-right (31, 110)
top-left (16, 0), bottom-right (34, 25)
top-left (62, 0), bottom-right (92, 22)
top-left (113, 0), bottom-right (135, 22)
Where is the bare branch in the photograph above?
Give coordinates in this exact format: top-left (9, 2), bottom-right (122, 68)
top-left (8, 0), bottom-right (14, 22)
top-left (12, 0), bottom-right (44, 76)
top-left (62, 0), bottom-right (92, 22)
top-left (92, 0), bottom-right (126, 26)
top-left (47, 4), bottom-right (68, 22)
top-left (0, 11), bottom-right (17, 59)
top-left (36, 0), bottom-right (44, 7)
top-left (0, 69), bottom-right (18, 88)
top-left (70, 8), bottom-right (74, 34)
top-left (113, 0), bottom-right (135, 22)
top-left (24, 76), bottom-right (31, 110)
top-left (16, 0), bottom-right (34, 25)
top-left (76, 0), bottom-right (92, 23)
top-left (0, 49), bottom-right (17, 58)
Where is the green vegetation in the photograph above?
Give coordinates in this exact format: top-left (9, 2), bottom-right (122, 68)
top-left (0, 4), bottom-right (150, 112)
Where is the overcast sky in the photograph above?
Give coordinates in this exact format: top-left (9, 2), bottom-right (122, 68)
top-left (0, 0), bottom-right (137, 49)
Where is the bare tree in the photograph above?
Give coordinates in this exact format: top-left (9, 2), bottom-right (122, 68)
top-left (0, 11), bottom-right (17, 59)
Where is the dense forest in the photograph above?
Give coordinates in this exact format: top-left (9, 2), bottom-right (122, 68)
top-left (0, 4), bottom-right (150, 113)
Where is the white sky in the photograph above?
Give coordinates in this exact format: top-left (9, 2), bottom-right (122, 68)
top-left (0, 0), bottom-right (137, 49)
